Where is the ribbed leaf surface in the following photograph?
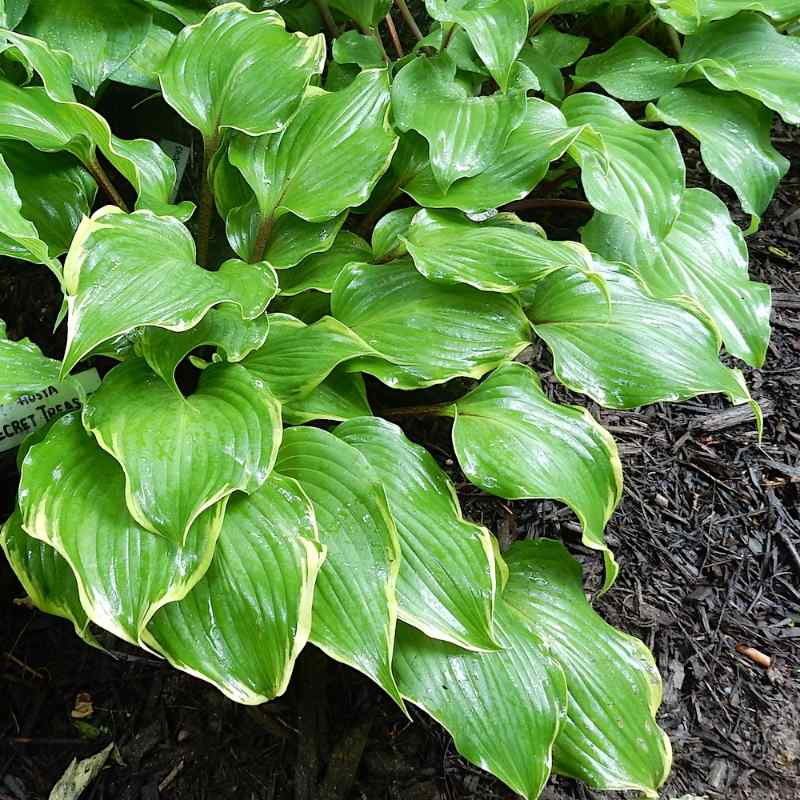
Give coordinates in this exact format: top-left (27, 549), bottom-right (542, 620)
top-left (1, 509), bottom-right (98, 646)
top-left (424, 0), bottom-right (528, 91)
top-left (394, 606), bottom-right (567, 800)
top-left (404, 209), bottom-right (593, 292)
top-left (336, 417), bottom-right (498, 651)
top-left (582, 188), bottom-right (771, 367)
top-left (681, 13), bottom-right (800, 124)
top-left (145, 473), bottom-right (325, 704)
top-left (226, 69), bottom-right (396, 261)
top-left (452, 363), bottom-right (622, 590)
top-left (138, 305), bottom-right (270, 394)
top-left (242, 313), bottom-right (375, 403)
top-left (647, 84), bottom-right (789, 221)
top-left (61, 208), bottom-right (277, 374)
top-left (563, 93), bottom-right (684, 244)
top-left (404, 98), bottom-right (582, 212)
top-left (527, 259), bottom-right (758, 414)
top-left (391, 52), bottom-right (526, 192)
top-left (0, 319), bottom-right (65, 404)
top-left (158, 3), bottom-right (325, 141)
top-left (83, 358), bottom-right (282, 544)
top-left (504, 540), bottom-right (672, 798)
top-left (331, 259), bottom-right (531, 388)
top-left (276, 426), bottom-right (403, 706)
top-left (20, 0), bottom-right (152, 95)
top-left (18, 413), bottom-right (222, 643)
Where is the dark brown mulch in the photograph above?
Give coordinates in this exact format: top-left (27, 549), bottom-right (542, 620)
top-left (2, 108), bottom-right (800, 800)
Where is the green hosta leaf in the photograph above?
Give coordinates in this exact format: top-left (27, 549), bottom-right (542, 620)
top-left (18, 413), bottom-right (222, 643)
top-left (214, 149), bottom-right (349, 262)
top-left (0, 78), bottom-right (188, 217)
top-left (275, 426), bottom-right (403, 706)
top-left (405, 98), bottom-right (582, 213)
top-left (646, 85), bottom-right (790, 221)
top-left (652, 0), bottom-right (800, 34)
top-left (0, 0), bottom-right (29, 28)
top-left (0, 319), bottom-right (64, 404)
top-left (573, 37), bottom-right (689, 100)
top-left (135, 0), bottom-right (206, 25)
top-left (226, 70), bottom-right (395, 262)
top-left (391, 52), bottom-right (527, 193)
top-left (324, 61), bottom-right (359, 92)
top-left (332, 30), bottom-right (385, 69)
top-left (425, 0), bottom-right (529, 91)
top-left (328, 0), bottom-right (391, 29)
top-left (282, 370), bottom-right (371, 424)
top-left (264, 214), bottom-right (346, 270)
top-left (272, 289), bottom-right (332, 325)
top-left (278, 231), bottom-right (372, 295)
top-left (331, 259), bottom-right (531, 389)
top-left (394, 606), bottom-right (567, 800)
top-left (451, 363), bottom-right (622, 590)
top-left (0, 152), bottom-right (59, 275)
top-left (0, 142), bottom-right (96, 259)
top-left (158, 3), bottom-right (325, 143)
top-left (563, 93), bottom-right (685, 244)
top-left (0, 27), bottom-right (76, 101)
top-left (371, 208), bottom-right (415, 262)
top-left (504, 540), bottom-right (671, 797)
top-left (583, 189), bottom-right (771, 368)
top-left (110, 16), bottom-right (176, 90)
top-left (1, 510), bottom-right (98, 647)
top-left (19, 0), bottom-right (152, 95)
top-left (83, 358), bottom-right (282, 544)
top-left (242, 313), bottom-right (375, 403)
top-left (144, 473), bottom-right (325, 704)
top-left (61, 207), bottom-right (277, 374)
top-left (365, 131), bottom-right (429, 216)
top-left (531, 24), bottom-right (589, 67)
top-left (680, 12), bottom-right (800, 125)
top-left (137, 305), bottom-right (270, 393)
top-left (527, 258), bottom-right (759, 415)
top-left (0, 30), bottom-right (189, 218)
top-left (415, 26), bottom-right (488, 77)
top-left (518, 26), bottom-right (591, 102)
top-left (404, 209), bottom-right (594, 292)
top-left (336, 417), bottom-right (498, 651)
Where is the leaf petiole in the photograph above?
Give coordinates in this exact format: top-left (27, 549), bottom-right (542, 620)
top-left (196, 133), bottom-right (220, 267)
top-left (394, 0), bottom-right (423, 41)
top-left (86, 160), bottom-right (129, 212)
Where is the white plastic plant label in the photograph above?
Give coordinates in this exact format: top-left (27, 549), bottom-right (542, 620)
top-left (0, 368), bottom-right (101, 453)
top-left (159, 139), bottom-right (191, 202)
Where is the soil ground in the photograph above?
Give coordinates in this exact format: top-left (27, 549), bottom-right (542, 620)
top-left (1, 67), bottom-right (799, 800)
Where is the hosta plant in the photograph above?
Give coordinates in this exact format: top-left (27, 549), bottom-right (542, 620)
top-left (1, 0), bottom-right (795, 796)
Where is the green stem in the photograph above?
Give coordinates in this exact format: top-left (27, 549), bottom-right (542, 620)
top-left (196, 134), bottom-right (220, 267)
top-left (394, 0), bottom-right (423, 41)
top-left (87, 160), bottom-right (129, 212)
top-left (358, 185), bottom-right (402, 236)
top-left (251, 214), bottom-right (275, 264)
top-left (626, 11), bottom-right (657, 38)
top-left (441, 21), bottom-right (459, 50)
top-left (314, 0), bottom-right (338, 39)
top-left (505, 197), bottom-right (593, 213)
top-left (529, 9), bottom-right (554, 36)
top-left (379, 402), bottom-right (455, 418)
top-left (385, 12), bottom-right (404, 58)
top-left (368, 26), bottom-right (389, 63)
top-left (665, 24), bottom-right (682, 56)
